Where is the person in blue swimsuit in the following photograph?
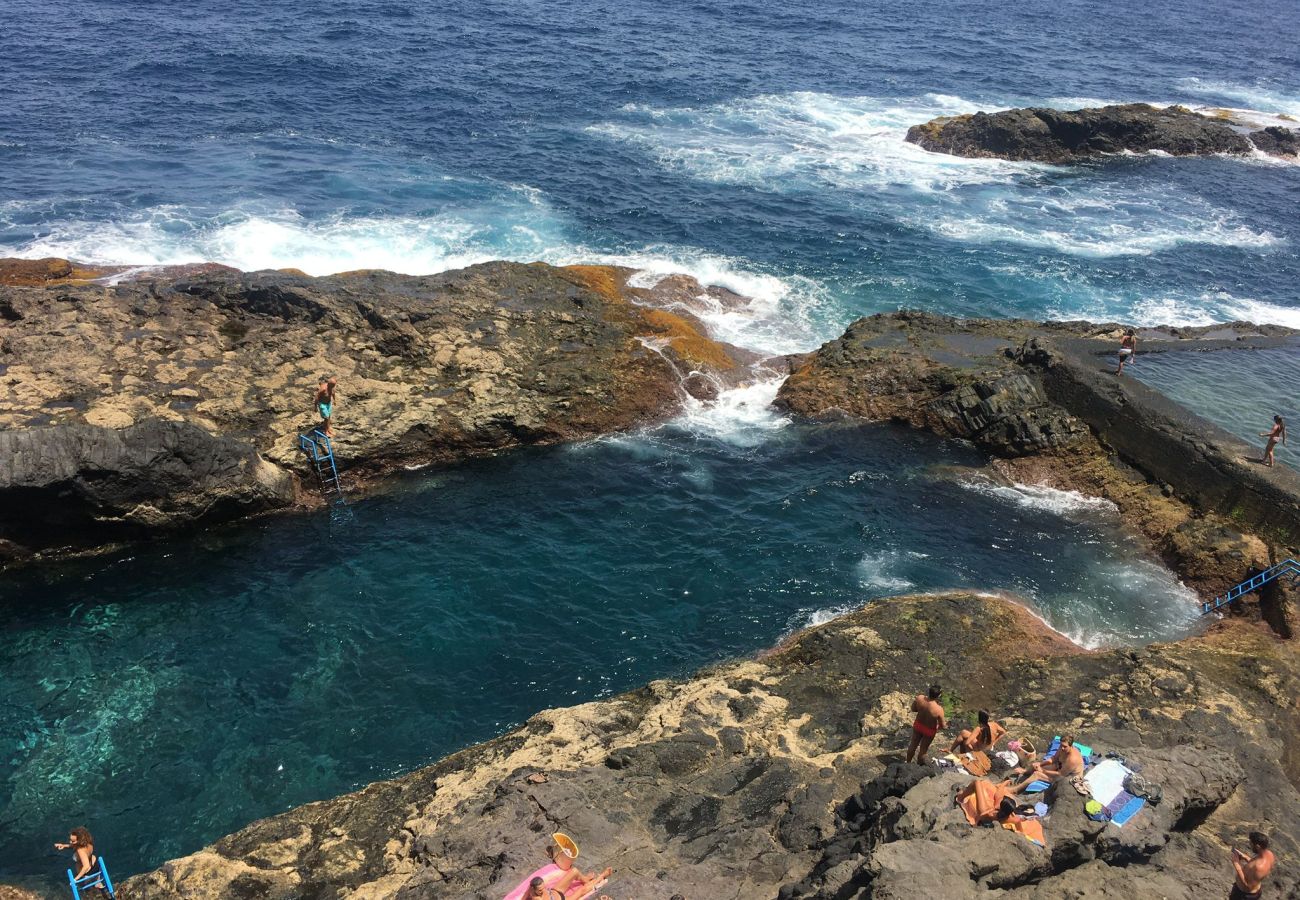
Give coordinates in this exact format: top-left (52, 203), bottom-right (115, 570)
top-left (315, 377), bottom-right (337, 437)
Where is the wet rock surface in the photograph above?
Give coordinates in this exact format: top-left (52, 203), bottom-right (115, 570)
top-left (119, 593), bottom-right (1300, 899)
top-left (904, 103), bottom-right (1283, 162)
top-left (0, 260), bottom-right (752, 561)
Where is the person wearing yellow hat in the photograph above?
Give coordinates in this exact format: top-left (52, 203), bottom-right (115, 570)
top-left (546, 833), bottom-right (612, 899)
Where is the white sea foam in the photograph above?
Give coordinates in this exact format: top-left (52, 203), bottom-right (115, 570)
top-left (589, 91), bottom-right (1036, 193)
top-left (592, 90), bottom-right (1286, 259)
top-left (8, 197), bottom-right (570, 277)
top-left (857, 550), bottom-right (919, 592)
top-left (959, 475), bottom-right (1118, 518)
top-left (1044, 290), bottom-right (1300, 330)
top-left (672, 376), bottom-right (792, 446)
top-left (920, 193), bottom-right (1282, 258)
top-left (1178, 78), bottom-right (1300, 117)
top-left (548, 244), bottom-right (830, 355)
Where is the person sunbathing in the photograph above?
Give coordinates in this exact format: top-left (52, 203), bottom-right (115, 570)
top-left (1033, 734), bottom-right (1084, 781)
top-left (949, 710), bottom-right (1006, 755)
top-left (547, 838), bottom-right (611, 900)
top-left (956, 777), bottom-right (1018, 824)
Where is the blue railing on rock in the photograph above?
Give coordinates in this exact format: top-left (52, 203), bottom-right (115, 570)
top-left (1200, 558), bottom-right (1300, 616)
top-left (297, 429), bottom-right (345, 500)
top-left (68, 857), bottom-right (115, 899)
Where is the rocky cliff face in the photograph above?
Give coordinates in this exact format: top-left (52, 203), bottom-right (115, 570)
top-left (904, 103), bottom-right (1297, 162)
top-left (116, 593), bottom-right (1300, 899)
top-left (0, 261), bottom-right (751, 561)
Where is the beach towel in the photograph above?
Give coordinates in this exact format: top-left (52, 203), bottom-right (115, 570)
top-left (1023, 779), bottom-right (1052, 793)
top-left (1083, 759), bottom-right (1131, 807)
top-left (1103, 790), bottom-right (1135, 818)
top-left (503, 864), bottom-right (564, 900)
top-left (1110, 796), bottom-right (1146, 827)
top-left (1002, 816), bottom-right (1047, 847)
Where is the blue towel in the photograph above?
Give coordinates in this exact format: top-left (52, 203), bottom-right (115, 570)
top-left (1110, 796), bottom-right (1146, 827)
top-left (1024, 780), bottom-right (1051, 793)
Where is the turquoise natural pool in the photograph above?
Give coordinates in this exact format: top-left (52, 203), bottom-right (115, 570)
top-left (0, 408), bottom-right (1199, 883)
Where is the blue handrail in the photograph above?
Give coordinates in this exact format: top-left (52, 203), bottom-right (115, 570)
top-left (1201, 558), bottom-right (1300, 615)
top-left (68, 857), bottom-right (115, 899)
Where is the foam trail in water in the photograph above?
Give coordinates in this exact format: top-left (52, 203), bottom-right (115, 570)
top-left (1178, 78), bottom-right (1300, 117)
top-left (957, 475), bottom-right (1118, 518)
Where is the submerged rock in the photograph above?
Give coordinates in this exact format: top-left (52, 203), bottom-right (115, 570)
top-left (905, 103), bottom-right (1264, 162)
top-left (0, 260), bottom-right (752, 560)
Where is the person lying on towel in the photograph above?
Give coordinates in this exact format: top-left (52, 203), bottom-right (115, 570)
top-left (948, 709), bottom-right (1006, 755)
top-left (957, 784), bottom-right (1047, 846)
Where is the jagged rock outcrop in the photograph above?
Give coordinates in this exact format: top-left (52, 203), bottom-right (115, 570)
top-left (774, 312), bottom-right (1091, 456)
top-left (776, 313), bottom-right (1300, 630)
top-left (1248, 126), bottom-right (1299, 157)
top-left (0, 260), bottom-right (753, 560)
top-left (784, 747), bottom-right (1246, 899)
top-left (904, 103), bottom-right (1277, 162)
top-left (120, 593), bottom-right (1300, 899)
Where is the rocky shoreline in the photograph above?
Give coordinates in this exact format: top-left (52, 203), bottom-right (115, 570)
top-left (0, 260), bottom-right (755, 563)
top-left (113, 592), bottom-right (1300, 899)
top-left (905, 103), bottom-right (1299, 162)
top-left (4, 258), bottom-right (1300, 897)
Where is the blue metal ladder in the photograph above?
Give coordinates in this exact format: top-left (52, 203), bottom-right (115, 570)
top-left (68, 857), bottom-right (115, 899)
top-left (1200, 558), bottom-right (1300, 616)
top-left (297, 429), bottom-right (345, 500)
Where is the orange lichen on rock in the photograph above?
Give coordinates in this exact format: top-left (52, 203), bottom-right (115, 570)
top-left (0, 257), bottom-right (124, 286)
top-left (638, 307), bottom-right (737, 370)
top-left (560, 265), bottom-right (625, 302)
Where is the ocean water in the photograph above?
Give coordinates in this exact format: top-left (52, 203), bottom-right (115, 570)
top-left (1, 0), bottom-right (1297, 886)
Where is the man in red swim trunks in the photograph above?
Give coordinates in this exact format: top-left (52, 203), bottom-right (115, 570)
top-left (906, 683), bottom-right (946, 764)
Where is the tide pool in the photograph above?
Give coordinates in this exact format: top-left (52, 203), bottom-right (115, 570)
top-left (0, 407), bottom-right (1197, 882)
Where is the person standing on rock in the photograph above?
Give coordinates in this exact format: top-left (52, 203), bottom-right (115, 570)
top-left (906, 684), bottom-right (946, 764)
top-left (1229, 832), bottom-right (1274, 900)
top-left (1115, 329), bottom-right (1137, 375)
top-left (315, 377), bottom-right (337, 438)
top-left (1260, 415), bottom-right (1286, 467)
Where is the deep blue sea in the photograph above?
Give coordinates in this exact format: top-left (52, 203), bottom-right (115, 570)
top-left (1, 0), bottom-right (1298, 886)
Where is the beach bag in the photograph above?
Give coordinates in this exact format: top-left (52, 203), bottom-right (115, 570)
top-left (1124, 774), bottom-right (1162, 805)
top-left (1008, 738), bottom-right (1036, 767)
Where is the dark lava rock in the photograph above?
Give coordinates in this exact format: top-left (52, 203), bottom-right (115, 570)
top-left (1249, 125), bottom-right (1299, 157)
top-left (906, 103), bottom-right (1255, 162)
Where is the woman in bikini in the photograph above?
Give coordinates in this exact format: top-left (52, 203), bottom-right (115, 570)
top-left (54, 826), bottom-right (100, 884)
top-left (949, 709), bottom-right (1006, 755)
top-left (1260, 415), bottom-right (1286, 467)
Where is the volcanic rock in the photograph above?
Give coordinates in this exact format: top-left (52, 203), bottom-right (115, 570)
top-left (905, 103), bottom-right (1258, 162)
top-left (0, 260), bottom-right (752, 560)
top-left (121, 592), bottom-right (1300, 899)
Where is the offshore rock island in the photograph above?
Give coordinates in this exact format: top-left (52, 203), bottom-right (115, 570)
top-left (2, 259), bottom-right (1298, 897)
top-left (905, 103), bottom-right (1300, 162)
